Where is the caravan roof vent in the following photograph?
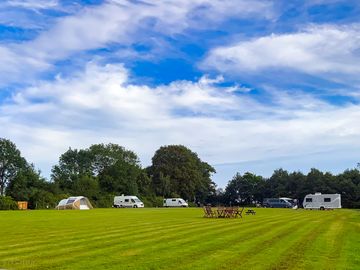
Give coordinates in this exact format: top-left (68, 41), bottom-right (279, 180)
top-left (315, 192), bottom-right (322, 195)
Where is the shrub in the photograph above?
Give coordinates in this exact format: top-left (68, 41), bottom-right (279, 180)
top-left (141, 196), bottom-right (164, 207)
top-left (94, 194), bottom-right (114, 208)
top-left (0, 196), bottom-right (18, 210)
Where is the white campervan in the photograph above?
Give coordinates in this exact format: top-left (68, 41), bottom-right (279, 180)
top-left (113, 195), bottom-right (144, 208)
top-left (163, 198), bottom-right (188, 207)
top-left (303, 193), bottom-right (341, 210)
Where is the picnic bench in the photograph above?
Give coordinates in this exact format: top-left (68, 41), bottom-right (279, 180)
top-left (245, 209), bottom-right (256, 215)
top-left (203, 206), bottom-right (244, 218)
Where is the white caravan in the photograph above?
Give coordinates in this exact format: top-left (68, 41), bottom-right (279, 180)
top-left (113, 195), bottom-right (144, 208)
top-left (163, 198), bottom-right (188, 207)
top-left (303, 193), bottom-right (341, 210)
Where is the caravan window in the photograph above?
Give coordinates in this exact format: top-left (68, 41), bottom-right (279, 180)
top-left (306, 198), bottom-right (312, 202)
top-left (324, 198), bottom-right (331, 202)
top-left (172, 199), bottom-right (176, 201)
top-left (125, 199), bottom-right (129, 202)
top-left (131, 199), bottom-right (135, 203)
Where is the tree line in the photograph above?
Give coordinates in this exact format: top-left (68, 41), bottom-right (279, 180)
top-left (217, 169), bottom-right (360, 208)
top-left (0, 138), bottom-right (359, 209)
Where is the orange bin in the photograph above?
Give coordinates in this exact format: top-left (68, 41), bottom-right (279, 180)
top-left (17, 201), bottom-right (28, 210)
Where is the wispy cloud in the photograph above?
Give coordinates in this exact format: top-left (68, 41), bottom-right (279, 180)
top-left (0, 0), bottom-right (275, 86)
top-left (2, 0), bottom-right (59, 10)
top-left (203, 24), bottom-right (360, 81)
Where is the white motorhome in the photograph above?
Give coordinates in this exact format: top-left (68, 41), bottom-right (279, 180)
top-left (303, 193), bottom-right (341, 210)
top-left (113, 195), bottom-right (144, 208)
top-left (163, 198), bottom-right (188, 207)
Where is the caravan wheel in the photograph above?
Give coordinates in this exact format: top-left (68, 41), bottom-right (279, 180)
top-left (320, 206), bottom-right (325, 210)
top-left (133, 205), bottom-right (138, 208)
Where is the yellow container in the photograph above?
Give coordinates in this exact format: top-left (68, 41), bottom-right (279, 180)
top-left (17, 201), bottom-right (28, 210)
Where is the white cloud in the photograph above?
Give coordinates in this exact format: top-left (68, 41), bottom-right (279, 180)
top-left (2, 0), bottom-right (59, 10)
top-left (27, 0), bottom-right (274, 60)
top-left (203, 24), bottom-right (360, 79)
top-left (0, 0), bottom-right (274, 87)
top-left (1, 62), bottom-right (360, 184)
top-left (0, 45), bottom-right (50, 85)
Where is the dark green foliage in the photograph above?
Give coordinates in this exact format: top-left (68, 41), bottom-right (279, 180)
top-left (72, 175), bottom-right (100, 202)
top-left (0, 196), bottom-right (18, 210)
top-left (140, 195), bottom-right (164, 207)
top-left (0, 138), bottom-right (27, 195)
top-left (93, 193), bottom-right (114, 208)
top-left (6, 165), bottom-right (60, 209)
top-left (51, 148), bottom-right (93, 192)
top-left (224, 168), bottom-right (360, 208)
top-left (51, 143), bottom-right (143, 206)
top-left (225, 172), bottom-right (264, 205)
top-left (148, 145), bottom-right (216, 201)
top-left (1, 138), bottom-right (359, 209)
top-left (28, 190), bottom-right (59, 209)
top-left (99, 160), bottom-right (141, 195)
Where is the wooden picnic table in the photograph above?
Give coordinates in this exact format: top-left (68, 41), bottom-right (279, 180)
top-left (245, 209), bottom-right (256, 215)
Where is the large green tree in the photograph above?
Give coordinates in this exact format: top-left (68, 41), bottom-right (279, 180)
top-left (149, 145), bottom-right (216, 201)
top-left (0, 138), bottom-right (27, 195)
top-left (52, 143), bottom-right (142, 199)
top-left (51, 148), bottom-right (93, 192)
top-left (225, 172), bottom-right (264, 205)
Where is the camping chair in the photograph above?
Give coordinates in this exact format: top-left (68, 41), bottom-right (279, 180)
top-left (203, 205), bottom-right (216, 218)
top-left (224, 207), bottom-right (236, 218)
top-left (233, 206), bottom-right (244, 218)
top-left (217, 207), bottom-right (227, 218)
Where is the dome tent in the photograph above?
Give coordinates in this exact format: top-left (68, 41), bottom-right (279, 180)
top-left (56, 196), bottom-right (93, 210)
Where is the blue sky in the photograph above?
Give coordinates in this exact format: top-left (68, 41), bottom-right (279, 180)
top-left (1, 0), bottom-right (360, 188)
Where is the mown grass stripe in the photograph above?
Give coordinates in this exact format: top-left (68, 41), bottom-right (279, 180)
top-left (295, 211), bottom-right (345, 270)
top-left (0, 209), bottom-right (358, 270)
top-left (145, 215), bottom-right (312, 270)
top-left (237, 215), bottom-right (335, 270)
top-left (42, 214), bottom-right (309, 269)
top-left (267, 215), bottom-right (335, 269)
top-left (7, 212), bottom-right (298, 268)
top-left (183, 214), bottom-right (317, 270)
top-left (0, 209), bottom-right (288, 259)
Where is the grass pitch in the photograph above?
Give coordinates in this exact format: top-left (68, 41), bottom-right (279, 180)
top-left (0, 208), bottom-right (359, 270)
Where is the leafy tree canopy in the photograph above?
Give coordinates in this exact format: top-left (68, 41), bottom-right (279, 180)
top-left (149, 145), bottom-right (216, 201)
top-left (0, 138), bottom-right (27, 195)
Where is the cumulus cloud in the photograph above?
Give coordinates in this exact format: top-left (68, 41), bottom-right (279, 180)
top-left (2, 62), bottom-right (360, 184)
top-left (203, 24), bottom-right (360, 80)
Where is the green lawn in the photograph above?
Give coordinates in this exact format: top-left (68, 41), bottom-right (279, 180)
top-left (0, 208), bottom-right (359, 270)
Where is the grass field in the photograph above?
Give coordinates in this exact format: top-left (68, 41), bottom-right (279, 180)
top-left (0, 208), bottom-right (359, 270)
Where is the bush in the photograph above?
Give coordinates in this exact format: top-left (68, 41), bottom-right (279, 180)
top-left (94, 194), bottom-right (114, 208)
top-left (141, 196), bottom-right (164, 207)
top-left (28, 190), bottom-right (60, 209)
top-left (187, 201), bottom-right (197, 207)
top-left (0, 196), bottom-right (18, 210)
